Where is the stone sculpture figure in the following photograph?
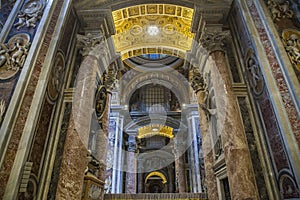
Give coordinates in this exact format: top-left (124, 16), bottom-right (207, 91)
top-left (267, 0), bottom-right (293, 21)
top-left (282, 31), bottom-right (300, 70)
top-left (13, 0), bottom-right (45, 30)
top-left (0, 43), bottom-right (11, 68)
top-left (26, 11), bottom-right (42, 28)
top-left (0, 34), bottom-right (30, 77)
top-left (10, 39), bottom-right (30, 70)
top-left (14, 11), bottom-right (27, 30)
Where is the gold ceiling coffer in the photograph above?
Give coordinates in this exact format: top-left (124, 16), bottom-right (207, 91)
top-left (112, 4), bottom-right (194, 60)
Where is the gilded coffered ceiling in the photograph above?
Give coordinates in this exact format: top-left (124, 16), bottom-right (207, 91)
top-left (112, 4), bottom-right (194, 60)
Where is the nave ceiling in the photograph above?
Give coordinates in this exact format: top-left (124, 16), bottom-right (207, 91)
top-left (74, 0), bottom-right (233, 59)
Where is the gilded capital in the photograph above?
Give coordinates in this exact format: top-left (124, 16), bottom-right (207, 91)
top-left (200, 30), bottom-right (231, 52)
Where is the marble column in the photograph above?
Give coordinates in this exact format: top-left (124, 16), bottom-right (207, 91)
top-left (202, 30), bottom-right (259, 199)
top-left (175, 154), bottom-right (186, 193)
top-left (125, 135), bottom-right (137, 193)
top-left (97, 91), bottom-right (111, 181)
top-left (191, 72), bottom-right (219, 199)
top-left (55, 114), bottom-right (88, 200)
top-left (137, 172), bottom-right (143, 193)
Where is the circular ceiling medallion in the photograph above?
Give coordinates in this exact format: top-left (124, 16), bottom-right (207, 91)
top-left (130, 25), bottom-right (143, 35)
top-left (163, 24), bottom-right (175, 34)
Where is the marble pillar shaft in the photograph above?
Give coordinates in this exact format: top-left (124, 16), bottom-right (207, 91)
top-left (56, 114), bottom-right (88, 200)
top-left (175, 155), bottom-right (186, 193)
top-left (125, 151), bottom-right (137, 193)
top-left (196, 91), bottom-right (219, 200)
top-left (97, 92), bottom-right (111, 167)
top-left (137, 173), bottom-right (143, 193)
top-left (210, 51), bottom-right (258, 199)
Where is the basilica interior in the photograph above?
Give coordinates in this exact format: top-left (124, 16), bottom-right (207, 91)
top-left (0, 0), bottom-right (300, 200)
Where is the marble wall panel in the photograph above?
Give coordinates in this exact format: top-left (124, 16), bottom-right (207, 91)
top-left (47, 103), bottom-right (71, 199)
top-left (246, 0), bottom-right (300, 149)
top-left (0, 1), bottom-right (64, 198)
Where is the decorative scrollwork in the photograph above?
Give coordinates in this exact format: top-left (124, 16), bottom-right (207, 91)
top-left (14, 0), bottom-right (45, 30)
top-left (0, 33), bottom-right (31, 80)
top-left (282, 29), bottom-right (300, 71)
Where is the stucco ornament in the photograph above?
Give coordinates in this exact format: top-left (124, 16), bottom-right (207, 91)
top-left (14, 0), bottom-right (45, 30)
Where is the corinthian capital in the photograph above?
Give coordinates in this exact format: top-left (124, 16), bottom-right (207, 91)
top-left (200, 30), bottom-right (231, 52)
top-left (77, 32), bottom-right (104, 57)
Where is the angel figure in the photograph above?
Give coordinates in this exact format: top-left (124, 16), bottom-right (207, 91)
top-left (0, 43), bottom-right (11, 68)
top-left (10, 39), bottom-right (30, 70)
top-left (14, 11), bottom-right (26, 30)
top-left (284, 34), bottom-right (300, 64)
top-left (26, 11), bottom-right (42, 28)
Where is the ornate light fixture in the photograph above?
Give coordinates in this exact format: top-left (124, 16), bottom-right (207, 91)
top-left (138, 124), bottom-right (174, 139)
top-left (147, 25), bottom-right (159, 36)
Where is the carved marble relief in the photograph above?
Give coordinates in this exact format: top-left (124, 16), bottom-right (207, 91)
top-left (245, 49), bottom-right (265, 96)
top-left (14, 0), bottom-right (45, 30)
top-left (0, 33), bottom-right (31, 80)
top-left (282, 29), bottom-right (300, 71)
top-left (104, 62), bottom-right (119, 90)
top-left (0, 99), bottom-right (6, 123)
top-left (266, 0), bottom-right (294, 22)
top-left (95, 85), bottom-right (108, 121)
top-left (47, 52), bottom-right (65, 102)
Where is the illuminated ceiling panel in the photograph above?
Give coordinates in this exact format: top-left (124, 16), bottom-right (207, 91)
top-left (112, 4), bottom-right (194, 60)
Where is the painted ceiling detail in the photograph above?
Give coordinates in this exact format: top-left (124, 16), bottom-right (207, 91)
top-left (112, 4), bottom-right (194, 60)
